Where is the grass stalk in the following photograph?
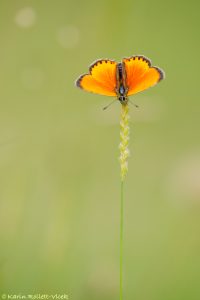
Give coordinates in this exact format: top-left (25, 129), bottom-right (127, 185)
top-left (120, 180), bottom-right (124, 300)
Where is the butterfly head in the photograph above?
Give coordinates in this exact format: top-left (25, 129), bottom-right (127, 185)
top-left (117, 84), bottom-right (128, 104)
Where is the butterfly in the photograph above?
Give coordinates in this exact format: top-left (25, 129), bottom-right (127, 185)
top-left (75, 55), bottom-right (164, 105)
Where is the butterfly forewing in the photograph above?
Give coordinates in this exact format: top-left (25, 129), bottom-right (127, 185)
top-left (76, 59), bottom-right (117, 96)
top-left (123, 56), bottom-right (164, 96)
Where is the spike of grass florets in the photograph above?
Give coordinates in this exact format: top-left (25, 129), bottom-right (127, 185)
top-left (119, 103), bottom-right (130, 181)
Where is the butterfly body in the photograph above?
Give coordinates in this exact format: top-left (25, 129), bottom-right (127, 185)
top-left (116, 62), bottom-right (128, 104)
top-left (76, 55), bottom-right (164, 103)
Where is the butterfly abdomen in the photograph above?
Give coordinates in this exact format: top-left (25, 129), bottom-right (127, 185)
top-left (118, 63), bottom-right (123, 79)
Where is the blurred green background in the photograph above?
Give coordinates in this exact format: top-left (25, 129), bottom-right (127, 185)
top-left (0, 0), bottom-right (200, 299)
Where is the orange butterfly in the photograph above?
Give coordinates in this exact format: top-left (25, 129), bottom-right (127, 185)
top-left (76, 55), bottom-right (164, 105)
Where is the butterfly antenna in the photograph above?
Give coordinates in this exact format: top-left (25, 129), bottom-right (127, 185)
top-left (129, 100), bottom-right (139, 108)
top-left (103, 99), bottom-right (117, 110)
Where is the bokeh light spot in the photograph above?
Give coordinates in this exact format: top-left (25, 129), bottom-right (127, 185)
top-left (15, 7), bottom-right (36, 28)
top-left (57, 26), bottom-right (80, 48)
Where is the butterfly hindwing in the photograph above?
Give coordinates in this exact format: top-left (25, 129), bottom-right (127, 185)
top-left (76, 59), bottom-right (117, 96)
top-left (123, 56), bottom-right (164, 96)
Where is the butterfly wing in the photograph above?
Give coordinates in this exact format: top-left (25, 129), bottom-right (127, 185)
top-left (123, 56), bottom-right (164, 96)
top-left (76, 59), bottom-right (117, 96)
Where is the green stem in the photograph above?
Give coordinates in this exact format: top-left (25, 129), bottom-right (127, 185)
top-left (120, 180), bottom-right (124, 300)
